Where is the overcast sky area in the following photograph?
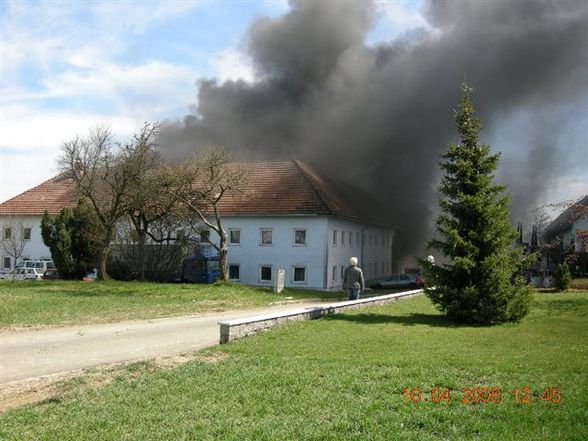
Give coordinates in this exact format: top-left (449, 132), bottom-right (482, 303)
top-left (1, 0), bottom-right (587, 259)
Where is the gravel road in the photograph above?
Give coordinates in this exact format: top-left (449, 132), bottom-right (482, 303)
top-left (0, 301), bottom-right (325, 383)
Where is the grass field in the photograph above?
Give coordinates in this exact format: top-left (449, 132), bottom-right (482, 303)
top-left (1, 292), bottom-right (586, 440)
top-left (0, 280), bottom-right (341, 329)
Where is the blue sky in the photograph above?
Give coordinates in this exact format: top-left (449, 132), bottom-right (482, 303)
top-left (1, 0), bottom-right (585, 213)
top-left (1, 0), bottom-right (429, 202)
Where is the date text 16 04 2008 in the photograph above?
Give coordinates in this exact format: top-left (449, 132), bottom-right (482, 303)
top-left (403, 386), bottom-right (562, 404)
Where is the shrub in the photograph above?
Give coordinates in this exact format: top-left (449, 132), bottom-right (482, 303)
top-left (555, 263), bottom-right (571, 291)
top-left (570, 278), bottom-right (588, 290)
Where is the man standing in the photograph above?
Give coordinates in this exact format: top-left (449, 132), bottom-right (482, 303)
top-left (343, 257), bottom-right (365, 300)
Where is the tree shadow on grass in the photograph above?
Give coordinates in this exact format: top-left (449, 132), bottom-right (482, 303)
top-left (328, 312), bottom-right (491, 328)
top-left (62, 289), bottom-right (138, 298)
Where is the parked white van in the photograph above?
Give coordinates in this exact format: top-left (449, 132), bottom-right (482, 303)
top-left (0, 268), bottom-right (44, 280)
top-left (15, 260), bottom-right (55, 272)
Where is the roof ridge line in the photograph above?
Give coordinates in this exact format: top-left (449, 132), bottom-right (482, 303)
top-left (292, 159), bottom-right (336, 215)
top-left (0, 173), bottom-right (67, 206)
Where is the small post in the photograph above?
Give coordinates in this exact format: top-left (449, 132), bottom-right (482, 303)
top-left (274, 269), bottom-right (285, 293)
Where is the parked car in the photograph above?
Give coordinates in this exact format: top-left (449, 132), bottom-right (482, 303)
top-left (373, 273), bottom-right (423, 289)
top-left (0, 268), bottom-right (44, 280)
top-left (15, 260), bottom-right (55, 272)
top-left (43, 269), bottom-right (60, 280)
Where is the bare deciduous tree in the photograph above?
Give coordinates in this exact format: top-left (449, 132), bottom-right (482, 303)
top-left (0, 217), bottom-right (29, 277)
top-left (59, 125), bottom-right (151, 280)
top-left (124, 124), bottom-right (182, 280)
top-left (169, 149), bottom-right (249, 282)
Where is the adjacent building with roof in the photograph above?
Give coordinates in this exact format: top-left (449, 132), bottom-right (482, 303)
top-left (0, 160), bottom-right (395, 289)
top-left (0, 174), bottom-right (77, 271)
top-left (543, 194), bottom-right (588, 276)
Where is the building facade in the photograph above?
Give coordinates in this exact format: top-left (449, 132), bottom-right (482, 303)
top-left (543, 195), bottom-right (588, 276)
top-left (0, 161), bottom-right (396, 289)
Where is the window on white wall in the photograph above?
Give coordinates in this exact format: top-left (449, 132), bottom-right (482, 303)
top-left (4, 228), bottom-right (11, 240)
top-left (200, 230), bottom-right (210, 243)
top-left (332, 230), bottom-right (338, 246)
top-left (229, 264), bottom-right (240, 280)
top-left (23, 228), bottom-right (31, 241)
top-left (260, 265), bottom-right (272, 282)
top-left (340, 265), bottom-right (345, 280)
top-left (260, 229), bottom-right (273, 245)
top-left (332, 266), bottom-right (337, 281)
top-left (293, 266), bottom-right (306, 283)
top-left (293, 229), bottom-right (306, 246)
top-left (229, 229), bottom-right (241, 245)
top-left (2, 256), bottom-right (10, 269)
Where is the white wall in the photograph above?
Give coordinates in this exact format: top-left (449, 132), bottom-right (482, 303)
top-left (216, 216), bottom-right (329, 290)
top-left (1, 215), bottom-right (51, 270)
top-left (217, 216), bottom-right (394, 290)
top-left (325, 218), bottom-right (394, 289)
top-left (1, 212), bottom-right (396, 290)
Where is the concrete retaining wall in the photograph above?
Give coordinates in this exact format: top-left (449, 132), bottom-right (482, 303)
top-left (219, 289), bottom-right (422, 343)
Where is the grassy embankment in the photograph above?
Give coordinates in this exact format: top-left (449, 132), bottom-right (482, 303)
top-left (0, 280), bottom-right (342, 329)
top-left (1, 291), bottom-right (586, 440)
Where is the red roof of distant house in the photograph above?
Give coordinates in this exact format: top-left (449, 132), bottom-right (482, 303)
top-left (0, 174), bottom-right (77, 216)
top-left (0, 160), bottom-right (393, 227)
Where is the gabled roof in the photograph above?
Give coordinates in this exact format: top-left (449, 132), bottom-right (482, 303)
top-left (0, 160), bottom-right (394, 227)
top-left (544, 194), bottom-right (588, 238)
top-left (218, 160), bottom-right (393, 227)
top-left (0, 174), bottom-right (77, 216)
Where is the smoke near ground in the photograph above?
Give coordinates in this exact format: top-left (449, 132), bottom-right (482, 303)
top-left (158, 0), bottom-right (588, 268)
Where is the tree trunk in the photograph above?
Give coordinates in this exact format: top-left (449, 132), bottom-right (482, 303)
top-left (98, 228), bottom-right (113, 281)
top-left (98, 245), bottom-right (110, 281)
top-left (218, 234), bottom-right (228, 282)
top-left (137, 229), bottom-right (146, 281)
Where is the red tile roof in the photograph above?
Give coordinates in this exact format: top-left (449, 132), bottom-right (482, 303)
top-left (0, 161), bottom-right (393, 227)
top-left (0, 174), bottom-right (77, 215)
top-left (216, 160), bottom-right (392, 226)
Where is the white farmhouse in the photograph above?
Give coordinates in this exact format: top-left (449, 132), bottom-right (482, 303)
top-left (0, 174), bottom-right (74, 271)
top-left (0, 161), bottom-right (395, 289)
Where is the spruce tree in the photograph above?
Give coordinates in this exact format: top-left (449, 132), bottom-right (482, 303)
top-left (422, 84), bottom-right (532, 324)
top-left (41, 200), bottom-right (103, 279)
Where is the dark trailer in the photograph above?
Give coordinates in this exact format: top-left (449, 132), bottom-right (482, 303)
top-left (182, 246), bottom-right (220, 283)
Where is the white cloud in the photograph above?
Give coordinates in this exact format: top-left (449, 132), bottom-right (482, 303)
top-left (0, 110), bottom-right (143, 202)
top-left (91, 1), bottom-right (202, 35)
top-left (369, 0), bottom-right (434, 43)
top-left (39, 61), bottom-right (199, 113)
top-left (376, 1), bottom-right (430, 31)
top-left (0, 152), bottom-right (60, 203)
top-left (212, 49), bottom-right (256, 84)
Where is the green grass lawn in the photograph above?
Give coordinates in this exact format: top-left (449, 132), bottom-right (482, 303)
top-left (0, 280), bottom-right (342, 329)
top-left (1, 292), bottom-right (586, 440)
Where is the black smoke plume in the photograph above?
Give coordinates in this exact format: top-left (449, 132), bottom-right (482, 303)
top-left (158, 0), bottom-right (588, 267)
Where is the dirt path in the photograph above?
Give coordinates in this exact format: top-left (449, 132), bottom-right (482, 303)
top-left (0, 301), bottom-right (326, 385)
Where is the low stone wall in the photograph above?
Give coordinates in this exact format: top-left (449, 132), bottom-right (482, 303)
top-left (219, 289), bottom-right (422, 343)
